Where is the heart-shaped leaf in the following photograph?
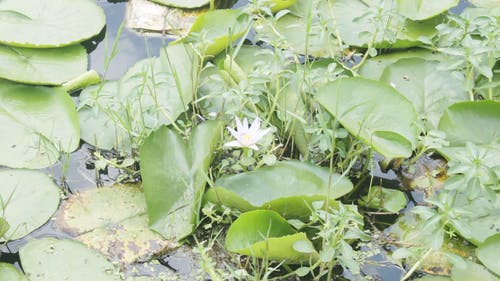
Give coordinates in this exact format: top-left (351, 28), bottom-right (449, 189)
top-left (0, 80), bottom-right (80, 168)
top-left (54, 185), bottom-right (174, 266)
top-left (0, 170), bottom-right (60, 241)
top-left (316, 77), bottom-right (419, 159)
top-left (0, 0), bottom-right (105, 48)
top-left (0, 44), bottom-right (87, 85)
top-left (140, 121), bottom-right (222, 240)
top-left (225, 210), bottom-right (318, 263)
top-left (20, 238), bottom-right (121, 281)
top-left (205, 160), bottom-right (353, 218)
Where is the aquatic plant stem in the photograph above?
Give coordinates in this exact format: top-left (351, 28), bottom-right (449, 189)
top-left (400, 247), bottom-right (433, 281)
top-left (61, 70), bottom-right (101, 93)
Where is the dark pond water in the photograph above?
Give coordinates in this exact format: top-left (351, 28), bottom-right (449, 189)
top-left (0, 0), bottom-right (472, 280)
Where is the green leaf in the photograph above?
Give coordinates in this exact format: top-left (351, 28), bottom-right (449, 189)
top-left (0, 263), bottom-right (28, 281)
top-left (140, 121), bottom-right (222, 240)
top-left (0, 80), bottom-right (80, 168)
top-left (225, 210), bottom-right (318, 263)
top-left (149, 0), bottom-right (210, 9)
top-left (438, 101), bottom-right (500, 146)
top-left (54, 185), bottom-right (173, 266)
top-left (451, 260), bottom-right (499, 281)
top-left (469, 0), bottom-right (500, 8)
top-left (0, 0), bottom-right (105, 48)
top-left (359, 186), bottom-right (407, 213)
top-left (316, 77), bottom-right (419, 159)
top-left (397, 0), bottom-right (459, 20)
top-left (0, 170), bottom-right (60, 241)
top-left (180, 9), bottom-right (249, 56)
top-left (79, 43), bottom-right (200, 152)
top-left (380, 58), bottom-right (468, 129)
top-left (330, 0), bottom-right (441, 48)
top-left (20, 238), bottom-right (122, 281)
top-left (476, 234), bottom-right (500, 275)
top-left (412, 276), bottom-right (451, 281)
top-left (0, 44), bottom-right (87, 85)
top-left (0, 217), bottom-right (9, 238)
top-left (205, 160), bottom-right (353, 218)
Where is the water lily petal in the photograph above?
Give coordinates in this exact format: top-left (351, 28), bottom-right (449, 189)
top-left (227, 127), bottom-right (240, 139)
top-left (224, 140), bottom-right (243, 148)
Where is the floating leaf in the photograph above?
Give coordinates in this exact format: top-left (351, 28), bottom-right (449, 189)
top-left (0, 44), bottom-right (87, 85)
top-left (54, 185), bottom-right (174, 266)
top-left (359, 186), bottom-right (407, 213)
top-left (78, 43), bottom-right (200, 152)
top-left (0, 263), bottom-right (28, 281)
top-left (476, 234), bottom-right (500, 275)
top-left (20, 238), bottom-right (121, 281)
top-left (0, 80), bottom-right (80, 168)
top-left (225, 210), bottom-right (318, 263)
top-left (0, 0), bottom-right (105, 48)
top-left (140, 121), bottom-right (222, 240)
top-left (380, 58), bottom-right (468, 129)
top-left (316, 77), bottom-right (419, 159)
top-left (0, 169), bottom-right (60, 241)
top-left (205, 160), bottom-right (352, 218)
top-left (469, 0), bottom-right (500, 8)
top-left (180, 9), bottom-right (249, 56)
top-left (450, 260), bottom-right (498, 281)
top-left (397, 0), bottom-right (459, 20)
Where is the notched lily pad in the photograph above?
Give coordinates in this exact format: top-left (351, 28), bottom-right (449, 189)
top-left (54, 185), bottom-right (175, 266)
top-left (205, 160), bottom-right (353, 218)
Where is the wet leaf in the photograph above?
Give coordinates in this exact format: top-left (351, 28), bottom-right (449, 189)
top-left (380, 58), bottom-right (468, 129)
top-left (316, 77), bottom-right (419, 159)
top-left (79, 43), bottom-right (200, 152)
top-left (54, 185), bottom-right (173, 266)
top-left (0, 0), bottom-right (105, 47)
top-left (359, 186), bottom-right (407, 213)
top-left (20, 238), bottom-right (122, 281)
top-left (140, 121), bottom-right (223, 241)
top-left (205, 160), bottom-right (353, 218)
top-left (225, 210), bottom-right (318, 263)
top-left (450, 260), bottom-right (499, 281)
top-left (0, 170), bottom-right (60, 241)
top-left (0, 263), bottom-right (27, 281)
top-left (0, 44), bottom-right (87, 85)
top-left (476, 234), bottom-right (500, 275)
top-left (0, 80), bottom-right (79, 168)
top-left (180, 9), bottom-right (250, 56)
top-left (397, 0), bottom-right (459, 20)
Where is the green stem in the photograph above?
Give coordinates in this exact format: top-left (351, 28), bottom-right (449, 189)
top-left (61, 70), bottom-right (101, 93)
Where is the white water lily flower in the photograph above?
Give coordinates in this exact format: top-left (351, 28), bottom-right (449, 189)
top-left (225, 117), bottom-right (271, 150)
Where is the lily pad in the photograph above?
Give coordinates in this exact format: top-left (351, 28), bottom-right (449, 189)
top-left (330, 0), bottom-right (441, 48)
top-left (316, 77), bottom-right (419, 159)
top-left (359, 186), bottom-right (407, 213)
top-left (476, 234), bottom-right (500, 275)
top-left (0, 169), bottom-right (60, 241)
top-left (54, 185), bottom-right (173, 266)
top-left (205, 160), bottom-right (353, 218)
top-left (225, 210), bottom-right (318, 263)
top-left (180, 9), bottom-right (249, 56)
top-left (20, 238), bottom-right (121, 281)
top-left (0, 263), bottom-right (28, 281)
top-left (0, 0), bottom-right (105, 48)
top-left (380, 58), bottom-right (468, 129)
top-left (0, 80), bottom-right (80, 168)
top-left (450, 260), bottom-right (499, 281)
top-left (78, 43), bottom-right (200, 152)
top-left (0, 44), bottom-right (87, 85)
top-left (140, 121), bottom-right (222, 241)
top-left (397, 0), bottom-right (459, 20)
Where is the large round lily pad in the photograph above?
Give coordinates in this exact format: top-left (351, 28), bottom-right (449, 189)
top-left (0, 0), bottom-right (105, 48)
top-left (54, 185), bottom-right (174, 266)
top-left (397, 0), bottom-right (459, 20)
top-left (0, 44), bottom-right (87, 85)
top-left (20, 238), bottom-right (122, 281)
top-left (0, 169), bottom-right (60, 241)
top-left (0, 80), bottom-right (80, 168)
